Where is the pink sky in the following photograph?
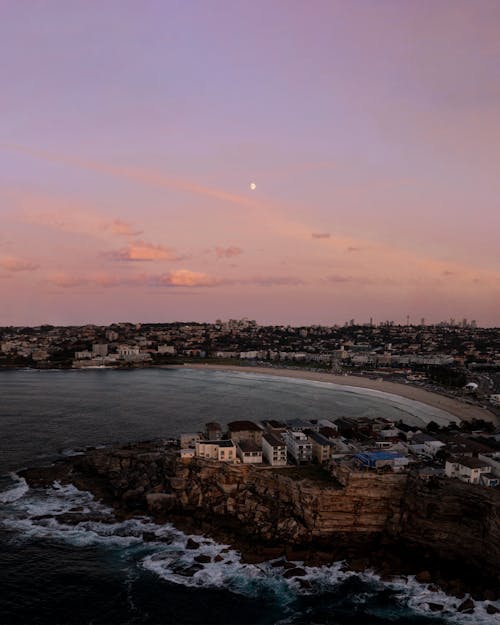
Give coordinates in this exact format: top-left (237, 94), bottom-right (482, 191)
top-left (1, 1), bottom-right (499, 326)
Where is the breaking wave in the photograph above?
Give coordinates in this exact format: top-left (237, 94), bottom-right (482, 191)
top-left (2, 479), bottom-right (499, 623)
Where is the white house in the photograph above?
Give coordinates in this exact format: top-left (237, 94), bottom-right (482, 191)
top-left (445, 456), bottom-right (492, 484)
top-left (236, 441), bottom-right (263, 464)
top-left (282, 430), bottom-right (312, 465)
top-left (195, 440), bottom-right (236, 462)
top-left (408, 432), bottom-right (445, 456)
top-left (262, 432), bottom-right (287, 466)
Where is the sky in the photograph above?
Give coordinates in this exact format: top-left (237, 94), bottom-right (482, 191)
top-left (1, 0), bottom-right (499, 327)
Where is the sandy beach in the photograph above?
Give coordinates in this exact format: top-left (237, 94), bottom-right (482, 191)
top-left (185, 364), bottom-right (497, 425)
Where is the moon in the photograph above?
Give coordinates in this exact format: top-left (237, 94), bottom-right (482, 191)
top-left (249, 182), bottom-right (256, 191)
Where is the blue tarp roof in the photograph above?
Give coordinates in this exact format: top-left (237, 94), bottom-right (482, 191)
top-left (355, 451), bottom-right (403, 462)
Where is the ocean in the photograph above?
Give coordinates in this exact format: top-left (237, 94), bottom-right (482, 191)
top-left (0, 368), bottom-right (496, 624)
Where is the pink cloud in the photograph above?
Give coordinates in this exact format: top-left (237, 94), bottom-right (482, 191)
top-left (104, 240), bottom-right (184, 262)
top-left (311, 232), bottom-right (330, 239)
top-left (0, 257), bottom-right (39, 272)
top-left (48, 269), bottom-right (221, 289)
top-left (109, 219), bottom-right (143, 236)
top-left (325, 274), bottom-right (374, 285)
top-left (243, 276), bottom-right (305, 287)
top-left (4, 144), bottom-right (258, 210)
top-left (215, 246), bottom-right (243, 259)
top-left (154, 270), bottom-right (220, 287)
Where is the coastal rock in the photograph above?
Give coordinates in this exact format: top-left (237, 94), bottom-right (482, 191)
top-left (186, 538), bottom-right (200, 549)
top-left (486, 604), bottom-right (499, 615)
top-left (20, 442), bottom-right (500, 601)
top-left (146, 493), bottom-right (177, 513)
top-left (171, 562), bottom-right (203, 577)
top-left (283, 567), bottom-right (307, 579)
top-left (457, 598), bottom-right (475, 613)
top-left (427, 603), bottom-right (443, 612)
top-left (194, 554), bottom-right (211, 563)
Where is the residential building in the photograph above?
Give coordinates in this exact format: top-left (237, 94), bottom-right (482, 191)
top-left (227, 421), bottom-right (263, 445)
top-left (307, 430), bottom-right (336, 464)
top-left (236, 440), bottom-right (263, 464)
top-left (354, 451), bottom-right (410, 472)
top-left (282, 430), bottom-right (312, 464)
top-left (92, 343), bottom-right (108, 357)
top-left (195, 440), bottom-right (236, 462)
top-left (262, 432), bottom-right (287, 466)
top-left (205, 422), bottom-right (222, 440)
top-left (445, 456), bottom-right (494, 484)
top-left (408, 432), bottom-right (446, 456)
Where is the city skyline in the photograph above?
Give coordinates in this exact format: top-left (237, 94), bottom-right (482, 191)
top-left (1, 1), bottom-right (499, 326)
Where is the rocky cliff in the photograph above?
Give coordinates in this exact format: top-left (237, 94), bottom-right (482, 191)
top-left (22, 442), bottom-right (500, 597)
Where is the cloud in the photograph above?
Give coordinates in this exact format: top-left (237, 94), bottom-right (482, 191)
top-left (443, 270), bottom-right (455, 276)
top-left (0, 257), bottom-right (39, 272)
top-left (325, 274), bottom-right (374, 285)
top-left (243, 276), bottom-right (305, 287)
top-left (3, 144), bottom-right (257, 210)
top-left (48, 269), bottom-right (221, 289)
top-left (311, 232), bottom-right (331, 239)
top-left (346, 246), bottom-right (361, 252)
top-left (104, 240), bottom-right (185, 262)
top-left (153, 270), bottom-right (220, 287)
top-left (109, 219), bottom-right (143, 236)
top-left (215, 246), bottom-right (243, 259)
top-left (22, 206), bottom-right (142, 240)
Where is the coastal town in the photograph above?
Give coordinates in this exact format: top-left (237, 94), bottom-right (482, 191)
top-left (177, 416), bottom-right (500, 490)
top-left (1, 318), bottom-right (499, 410)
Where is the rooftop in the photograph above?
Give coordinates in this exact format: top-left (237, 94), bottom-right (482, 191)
top-left (228, 420), bottom-right (262, 432)
top-left (199, 439), bottom-right (235, 448)
top-left (453, 456), bottom-right (491, 469)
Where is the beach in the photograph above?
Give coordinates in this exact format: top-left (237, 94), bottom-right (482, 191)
top-left (185, 364), bottom-right (497, 425)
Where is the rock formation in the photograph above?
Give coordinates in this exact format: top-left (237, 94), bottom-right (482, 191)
top-left (21, 441), bottom-right (500, 598)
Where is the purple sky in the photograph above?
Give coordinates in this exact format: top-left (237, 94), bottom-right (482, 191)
top-left (1, 1), bottom-right (499, 326)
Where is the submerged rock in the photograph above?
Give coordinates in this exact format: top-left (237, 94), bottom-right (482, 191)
top-left (283, 567), bottom-right (307, 579)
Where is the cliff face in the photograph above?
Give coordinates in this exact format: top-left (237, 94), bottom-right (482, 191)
top-left (28, 444), bottom-right (499, 587)
top-left (147, 460), bottom-right (407, 546)
top-left (395, 476), bottom-right (500, 578)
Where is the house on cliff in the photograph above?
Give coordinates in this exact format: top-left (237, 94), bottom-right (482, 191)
top-left (306, 430), bottom-right (337, 464)
top-left (354, 451), bottom-right (410, 472)
top-left (227, 421), bottom-right (263, 445)
top-left (283, 430), bottom-right (313, 465)
top-left (195, 440), bottom-right (236, 462)
top-left (262, 432), bottom-right (287, 466)
top-left (236, 440), bottom-right (263, 464)
top-left (445, 456), bottom-right (497, 486)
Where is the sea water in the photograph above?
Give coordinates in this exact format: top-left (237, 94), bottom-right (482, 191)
top-left (1, 368), bottom-right (497, 624)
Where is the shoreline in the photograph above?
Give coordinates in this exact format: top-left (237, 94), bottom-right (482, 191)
top-left (18, 444), bottom-right (500, 605)
top-left (184, 363), bottom-right (498, 424)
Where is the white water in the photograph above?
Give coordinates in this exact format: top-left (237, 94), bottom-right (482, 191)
top-left (2, 478), bottom-right (499, 622)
